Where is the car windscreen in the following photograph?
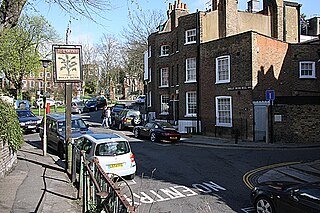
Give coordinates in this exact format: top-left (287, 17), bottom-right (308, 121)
top-left (158, 122), bottom-right (173, 128)
top-left (127, 111), bottom-right (139, 117)
top-left (95, 141), bottom-right (130, 156)
top-left (58, 119), bottom-right (87, 131)
top-left (86, 101), bottom-right (96, 106)
top-left (17, 110), bottom-right (35, 118)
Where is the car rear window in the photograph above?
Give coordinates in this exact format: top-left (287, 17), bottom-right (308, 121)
top-left (95, 141), bottom-right (130, 156)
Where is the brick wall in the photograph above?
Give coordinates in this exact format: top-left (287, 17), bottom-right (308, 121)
top-left (0, 140), bottom-right (17, 178)
top-left (273, 104), bottom-right (320, 143)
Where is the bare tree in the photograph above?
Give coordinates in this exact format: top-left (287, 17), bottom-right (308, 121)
top-left (122, 9), bottom-right (165, 47)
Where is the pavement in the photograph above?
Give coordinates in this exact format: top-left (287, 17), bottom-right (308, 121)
top-left (0, 126), bottom-right (319, 212)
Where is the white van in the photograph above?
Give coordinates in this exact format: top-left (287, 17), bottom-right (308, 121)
top-left (75, 133), bottom-right (136, 179)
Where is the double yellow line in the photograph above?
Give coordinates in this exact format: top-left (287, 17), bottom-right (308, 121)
top-left (243, 161), bottom-right (301, 189)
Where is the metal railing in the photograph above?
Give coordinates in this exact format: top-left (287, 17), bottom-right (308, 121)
top-left (73, 146), bottom-right (135, 213)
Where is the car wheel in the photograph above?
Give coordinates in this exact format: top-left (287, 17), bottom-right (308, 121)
top-left (256, 197), bottom-right (274, 213)
top-left (134, 129), bottom-right (140, 138)
top-left (58, 143), bottom-right (65, 160)
top-left (133, 116), bottom-right (142, 126)
top-left (150, 132), bottom-right (157, 142)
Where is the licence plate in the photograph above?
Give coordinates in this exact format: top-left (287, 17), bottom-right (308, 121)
top-left (109, 163), bottom-right (123, 168)
top-left (28, 126), bottom-right (36, 129)
top-left (170, 137), bottom-right (177, 140)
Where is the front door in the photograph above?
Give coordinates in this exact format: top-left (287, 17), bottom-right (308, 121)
top-left (253, 101), bottom-right (269, 142)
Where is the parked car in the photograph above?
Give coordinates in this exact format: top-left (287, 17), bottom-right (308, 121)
top-left (250, 181), bottom-right (320, 213)
top-left (133, 121), bottom-right (181, 143)
top-left (113, 109), bottom-right (142, 130)
top-left (71, 101), bottom-right (85, 114)
top-left (135, 95), bottom-right (145, 103)
top-left (83, 99), bottom-right (99, 112)
top-left (74, 133), bottom-right (136, 179)
top-left (14, 100), bottom-right (30, 110)
top-left (16, 109), bottom-right (41, 133)
top-left (35, 98), bottom-right (56, 108)
top-left (110, 104), bottom-right (126, 125)
top-left (39, 113), bottom-right (93, 159)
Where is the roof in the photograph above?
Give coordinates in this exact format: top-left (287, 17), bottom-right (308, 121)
top-left (83, 133), bottom-right (127, 144)
top-left (47, 113), bottom-right (81, 121)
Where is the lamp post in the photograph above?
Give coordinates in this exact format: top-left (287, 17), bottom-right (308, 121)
top-left (40, 59), bottom-right (52, 156)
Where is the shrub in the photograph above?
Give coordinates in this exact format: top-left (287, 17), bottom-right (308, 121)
top-left (0, 99), bottom-right (23, 152)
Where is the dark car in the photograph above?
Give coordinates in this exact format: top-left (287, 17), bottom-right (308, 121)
top-left (110, 104), bottom-right (126, 125)
top-left (83, 99), bottom-right (99, 112)
top-left (39, 113), bottom-right (93, 159)
top-left (133, 121), bottom-right (181, 143)
top-left (16, 109), bottom-right (41, 133)
top-left (113, 109), bottom-right (142, 130)
top-left (250, 181), bottom-right (320, 213)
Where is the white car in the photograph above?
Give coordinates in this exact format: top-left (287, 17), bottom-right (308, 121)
top-left (35, 98), bottom-right (56, 107)
top-left (75, 133), bottom-right (136, 179)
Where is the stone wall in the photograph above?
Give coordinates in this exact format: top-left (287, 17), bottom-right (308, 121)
top-left (0, 140), bottom-right (17, 178)
top-left (273, 104), bottom-right (320, 143)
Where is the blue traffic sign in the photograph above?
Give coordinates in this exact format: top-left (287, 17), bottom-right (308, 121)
top-left (266, 90), bottom-right (275, 101)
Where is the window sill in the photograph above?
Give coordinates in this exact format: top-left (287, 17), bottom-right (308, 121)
top-left (184, 42), bottom-right (196, 45)
top-left (159, 55), bottom-right (169, 57)
top-left (215, 81), bottom-right (230, 84)
top-left (299, 76), bottom-right (316, 79)
top-left (184, 114), bottom-right (197, 118)
top-left (159, 85), bottom-right (169, 88)
top-left (159, 112), bottom-right (169, 116)
top-left (216, 124), bottom-right (232, 128)
top-left (184, 80), bottom-right (197, 84)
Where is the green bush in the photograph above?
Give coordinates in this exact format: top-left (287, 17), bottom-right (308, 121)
top-left (0, 99), bottom-right (23, 152)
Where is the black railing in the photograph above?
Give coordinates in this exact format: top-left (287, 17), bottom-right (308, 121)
top-left (73, 146), bottom-right (135, 213)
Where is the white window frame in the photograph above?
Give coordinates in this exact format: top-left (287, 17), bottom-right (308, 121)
top-left (160, 95), bottom-right (169, 115)
top-left (160, 45), bottom-right (170, 57)
top-left (299, 61), bottom-right (316, 79)
top-left (215, 96), bottom-right (232, 127)
top-left (185, 29), bottom-right (196, 44)
top-left (148, 67), bottom-right (152, 83)
top-left (160, 67), bottom-right (169, 87)
top-left (46, 72), bottom-right (51, 78)
top-left (185, 91), bottom-right (197, 117)
top-left (29, 80), bottom-right (35, 88)
top-left (148, 45), bottom-right (152, 58)
top-left (148, 91), bottom-right (152, 107)
top-left (216, 55), bottom-right (231, 84)
top-left (39, 72), bottom-right (43, 78)
top-left (29, 72), bottom-right (35, 78)
top-left (185, 58), bottom-right (196, 83)
top-left (39, 81), bottom-right (44, 88)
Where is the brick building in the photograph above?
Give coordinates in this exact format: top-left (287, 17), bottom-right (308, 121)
top-left (145, 0), bottom-right (320, 143)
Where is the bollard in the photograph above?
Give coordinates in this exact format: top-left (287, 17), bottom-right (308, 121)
top-left (46, 103), bottom-right (50, 114)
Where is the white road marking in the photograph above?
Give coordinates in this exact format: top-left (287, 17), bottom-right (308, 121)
top-left (126, 180), bottom-right (226, 205)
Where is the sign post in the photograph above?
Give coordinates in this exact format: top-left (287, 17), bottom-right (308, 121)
top-left (266, 90), bottom-right (275, 144)
top-left (52, 45), bottom-right (82, 175)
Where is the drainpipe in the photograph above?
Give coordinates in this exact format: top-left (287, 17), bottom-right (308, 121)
top-left (196, 10), bottom-right (201, 134)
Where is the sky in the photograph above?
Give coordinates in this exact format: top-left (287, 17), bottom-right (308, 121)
top-left (28, 0), bottom-right (319, 45)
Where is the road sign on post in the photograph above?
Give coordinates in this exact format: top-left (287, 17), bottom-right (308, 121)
top-left (266, 90), bottom-right (275, 101)
top-left (265, 90), bottom-right (275, 144)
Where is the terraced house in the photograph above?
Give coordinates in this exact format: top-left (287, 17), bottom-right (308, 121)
top-left (145, 0), bottom-right (320, 143)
